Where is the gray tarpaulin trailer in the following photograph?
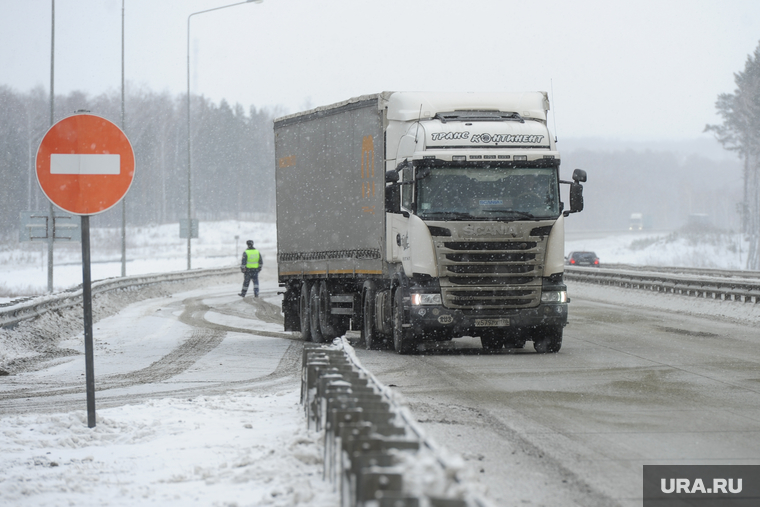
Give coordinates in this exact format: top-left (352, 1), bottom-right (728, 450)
top-left (275, 95), bottom-right (386, 278)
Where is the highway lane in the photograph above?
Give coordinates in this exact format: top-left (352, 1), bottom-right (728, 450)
top-left (352, 283), bottom-right (760, 507)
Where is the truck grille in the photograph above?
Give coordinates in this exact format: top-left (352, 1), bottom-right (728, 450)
top-left (434, 232), bottom-right (546, 310)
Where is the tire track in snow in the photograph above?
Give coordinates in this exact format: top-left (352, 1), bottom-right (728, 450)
top-left (0, 292), bottom-right (303, 412)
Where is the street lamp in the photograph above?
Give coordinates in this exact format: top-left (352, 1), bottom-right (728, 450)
top-left (186, 0), bottom-right (263, 270)
top-left (121, 0), bottom-right (127, 277)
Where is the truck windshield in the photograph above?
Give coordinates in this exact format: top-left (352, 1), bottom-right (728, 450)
top-left (416, 165), bottom-right (560, 220)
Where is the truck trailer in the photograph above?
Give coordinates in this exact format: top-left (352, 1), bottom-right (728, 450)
top-left (275, 92), bottom-right (586, 353)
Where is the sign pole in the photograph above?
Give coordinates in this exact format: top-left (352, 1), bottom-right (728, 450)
top-left (81, 215), bottom-right (96, 428)
top-left (47, 203), bottom-right (54, 292)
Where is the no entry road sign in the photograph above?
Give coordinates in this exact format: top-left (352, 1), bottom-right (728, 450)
top-left (35, 113), bottom-right (135, 428)
top-left (36, 114), bottom-right (135, 215)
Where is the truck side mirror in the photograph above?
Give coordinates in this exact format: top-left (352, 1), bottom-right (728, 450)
top-left (385, 170), bottom-right (400, 184)
top-left (561, 169), bottom-right (587, 216)
top-left (572, 169), bottom-right (587, 183)
top-left (569, 182), bottom-right (584, 213)
top-left (385, 183), bottom-right (400, 213)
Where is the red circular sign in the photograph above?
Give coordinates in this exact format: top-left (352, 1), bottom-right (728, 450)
top-left (36, 114), bottom-right (135, 215)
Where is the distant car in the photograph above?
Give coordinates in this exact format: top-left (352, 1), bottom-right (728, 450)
top-left (566, 251), bottom-right (600, 267)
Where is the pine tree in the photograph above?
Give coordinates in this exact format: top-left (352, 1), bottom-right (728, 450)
top-left (705, 41), bottom-right (760, 269)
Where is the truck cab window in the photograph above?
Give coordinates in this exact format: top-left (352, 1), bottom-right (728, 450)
top-left (417, 165), bottom-right (560, 220)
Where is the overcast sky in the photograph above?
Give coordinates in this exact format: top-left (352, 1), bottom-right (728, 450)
top-left (2, 0), bottom-right (759, 142)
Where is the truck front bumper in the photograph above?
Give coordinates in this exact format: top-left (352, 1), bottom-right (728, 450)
top-left (407, 303), bottom-right (567, 338)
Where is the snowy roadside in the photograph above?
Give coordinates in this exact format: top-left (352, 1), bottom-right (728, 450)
top-left (0, 388), bottom-right (338, 507)
top-left (567, 279), bottom-right (760, 327)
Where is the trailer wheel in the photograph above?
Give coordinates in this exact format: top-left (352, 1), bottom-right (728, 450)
top-left (309, 283), bottom-right (325, 343)
top-left (299, 281), bottom-right (312, 341)
top-left (393, 289), bottom-right (415, 354)
top-left (318, 281), bottom-right (339, 340)
top-left (362, 286), bottom-right (378, 349)
top-left (533, 325), bottom-right (562, 353)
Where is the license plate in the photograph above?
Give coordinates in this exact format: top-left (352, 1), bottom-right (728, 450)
top-left (475, 318), bottom-right (510, 327)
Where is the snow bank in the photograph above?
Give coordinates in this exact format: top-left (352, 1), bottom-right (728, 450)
top-left (0, 390), bottom-right (338, 507)
top-left (568, 280), bottom-right (760, 327)
top-left (566, 228), bottom-right (746, 270)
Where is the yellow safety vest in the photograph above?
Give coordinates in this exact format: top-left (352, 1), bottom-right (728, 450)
top-left (245, 249), bottom-right (260, 269)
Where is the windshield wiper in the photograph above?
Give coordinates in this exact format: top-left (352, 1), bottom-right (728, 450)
top-left (480, 208), bottom-right (536, 219)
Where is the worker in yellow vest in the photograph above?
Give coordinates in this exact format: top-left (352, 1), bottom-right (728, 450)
top-left (239, 239), bottom-right (263, 298)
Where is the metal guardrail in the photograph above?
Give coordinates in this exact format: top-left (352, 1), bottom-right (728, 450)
top-left (566, 265), bottom-right (760, 304)
top-left (595, 263), bottom-right (760, 280)
top-left (0, 266), bottom-right (238, 328)
top-left (302, 339), bottom-right (489, 507)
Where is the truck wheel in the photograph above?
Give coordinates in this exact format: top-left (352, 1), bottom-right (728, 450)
top-left (318, 281), bottom-right (339, 340)
top-left (393, 289), bottom-right (415, 354)
top-left (309, 283), bottom-right (324, 343)
top-left (299, 281), bottom-right (312, 341)
top-left (533, 325), bottom-right (562, 353)
top-left (362, 287), bottom-right (378, 349)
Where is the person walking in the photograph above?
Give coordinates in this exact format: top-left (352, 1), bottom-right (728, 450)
top-left (239, 240), bottom-right (263, 298)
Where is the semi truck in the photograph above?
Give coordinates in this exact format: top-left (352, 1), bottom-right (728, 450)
top-left (274, 92), bottom-right (587, 353)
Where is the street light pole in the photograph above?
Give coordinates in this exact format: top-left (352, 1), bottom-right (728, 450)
top-left (186, 0), bottom-right (262, 270)
top-left (120, 0), bottom-right (127, 277)
top-left (47, 0), bottom-right (55, 293)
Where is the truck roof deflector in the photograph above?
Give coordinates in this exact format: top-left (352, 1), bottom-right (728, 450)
top-left (433, 111), bottom-right (525, 123)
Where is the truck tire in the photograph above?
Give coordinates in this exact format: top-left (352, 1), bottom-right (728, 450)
top-left (533, 325), bottom-right (562, 353)
top-left (318, 281), bottom-right (339, 340)
top-left (362, 286), bottom-right (378, 350)
top-left (309, 282), bottom-right (325, 343)
top-left (299, 281), bottom-right (312, 341)
top-left (393, 289), bottom-right (415, 354)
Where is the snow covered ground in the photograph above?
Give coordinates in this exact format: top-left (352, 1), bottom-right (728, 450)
top-left (0, 220), bottom-right (277, 302)
top-left (1, 389), bottom-right (335, 506)
top-left (565, 227), bottom-right (747, 270)
top-left (1, 221), bottom-right (756, 506)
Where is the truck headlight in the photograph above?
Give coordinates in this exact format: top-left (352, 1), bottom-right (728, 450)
top-left (411, 293), bottom-right (442, 306)
top-left (541, 290), bottom-right (567, 303)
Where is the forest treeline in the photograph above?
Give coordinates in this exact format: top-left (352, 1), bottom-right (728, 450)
top-left (0, 85), bottom-right (278, 235)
